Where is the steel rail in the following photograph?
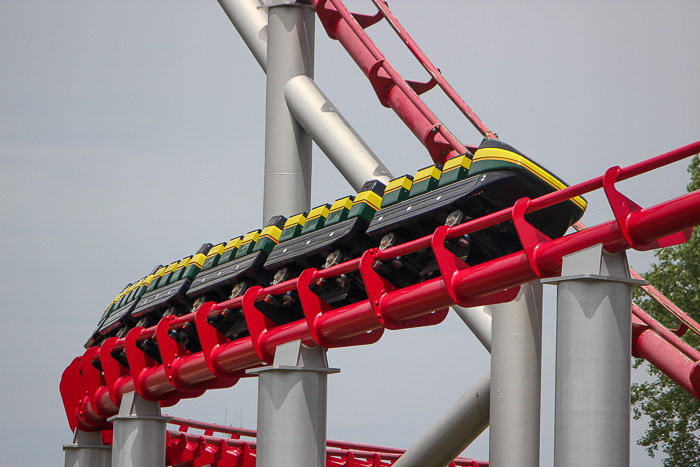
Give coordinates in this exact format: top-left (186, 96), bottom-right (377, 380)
top-left (167, 417), bottom-right (485, 465)
top-left (633, 305), bottom-right (700, 362)
top-left (369, 0), bottom-right (496, 140)
top-left (311, 0), bottom-right (466, 163)
top-left (165, 428), bottom-right (484, 466)
top-left (632, 269), bottom-right (700, 338)
top-left (632, 307), bottom-right (700, 400)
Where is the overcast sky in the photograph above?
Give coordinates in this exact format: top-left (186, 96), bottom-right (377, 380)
top-left (1, 1), bottom-right (699, 465)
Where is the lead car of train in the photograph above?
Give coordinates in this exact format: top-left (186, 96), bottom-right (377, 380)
top-left (85, 139), bottom-right (586, 354)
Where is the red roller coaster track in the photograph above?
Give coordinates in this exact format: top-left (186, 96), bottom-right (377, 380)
top-left (62, 139), bottom-right (700, 433)
top-left (162, 417), bottom-right (485, 466)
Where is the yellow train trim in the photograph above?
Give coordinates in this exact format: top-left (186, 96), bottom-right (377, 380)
top-left (353, 190), bottom-right (382, 210)
top-left (260, 225), bottom-right (282, 242)
top-left (284, 213), bottom-right (307, 228)
top-left (223, 237), bottom-right (242, 251)
top-left (330, 197), bottom-right (354, 213)
top-left (241, 230), bottom-right (261, 245)
top-left (206, 243), bottom-right (226, 258)
top-left (307, 205), bottom-right (330, 220)
top-left (190, 253), bottom-right (207, 268)
top-left (174, 256), bottom-right (192, 271)
top-left (473, 148), bottom-right (587, 211)
top-left (442, 154), bottom-right (471, 172)
top-left (413, 165), bottom-right (441, 183)
top-left (385, 176), bottom-right (413, 194)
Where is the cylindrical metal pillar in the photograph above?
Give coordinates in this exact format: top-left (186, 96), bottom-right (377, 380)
top-left (285, 75), bottom-right (393, 191)
top-left (262, 0), bottom-right (315, 223)
top-left (217, 0), bottom-right (269, 72)
top-left (109, 391), bottom-right (171, 467)
top-left (453, 306), bottom-right (492, 352)
top-left (391, 370), bottom-right (491, 467)
top-left (248, 340), bottom-right (339, 467)
top-left (543, 244), bottom-right (646, 467)
top-left (63, 429), bottom-right (112, 467)
top-left (488, 282), bottom-right (542, 467)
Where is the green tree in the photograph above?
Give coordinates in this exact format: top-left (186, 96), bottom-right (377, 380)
top-left (632, 155), bottom-right (700, 466)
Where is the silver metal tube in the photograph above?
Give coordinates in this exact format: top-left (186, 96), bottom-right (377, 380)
top-left (488, 282), bottom-right (542, 467)
top-left (285, 75), bottom-right (392, 191)
top-left (391, 370), bottom-right (491, 467)
top-left (452, 306), bottom-right (492, 352)
top-left (543, 244), bottom-right (644, 467)
top-left (218, 0), bottom-right (392, 197)
top-left (63, 430), bottom-right (112, 467)
top-left (248, 340), bottom-right (339, 467)
top-left (262, 1), bottom-right (315, 222)
top-left (217, 0), bottom-right (268, 72)
top-left (109, 392), bottom-right (171, 467)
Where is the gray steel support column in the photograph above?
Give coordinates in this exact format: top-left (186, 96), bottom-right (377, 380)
top-left (63, 429), bottom-right (112, 467)
top-left (248, 340), bottom-right (339, 467)
top-left (543, 244), bottom-right (646, 467)
top-left (453, 306), bottom-right (492, 352)
top-left (391, 370), bottom-right (491, 467)
top-left (109, 391), bottom-right (172, 467)
top-left (218, 0), bottom-right (394, 197)
top-left (262, 0), bottom-right (315, 222)
top-left (285, 75), bottom-right (393, 191)
top-left (488, 282), bottom-right (542, 467)
top-left (217, 0), bottom-right (268, 72)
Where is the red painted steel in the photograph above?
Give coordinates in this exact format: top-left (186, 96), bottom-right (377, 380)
top-left (369, 0), bottom-right (497, 140)
top-left (632, 304), bottom-right (700, 399)
top-left (312, 0), bottom-right (467, 164)
top-left (61, 140), bottom-right (700, 430)
top-left (632, 268), bottom-right (700, 338)
top-left (163, 417), bottom-right (487, 467)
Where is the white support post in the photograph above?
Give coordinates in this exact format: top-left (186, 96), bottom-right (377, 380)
top-left (217, 0), bottom-right (268, 72)
top-left (453, 306), bottom-right (492, 352)
top-left (109, 391), bottom-right (171, 467)
top-left (63, 429), bottom-right (112, 467)
top-left (285, 75), bottom-right (393, 190)
top-left (248, 340), bottom-right (339, 467)
top-left (488, 282), bottom-right (542, 467)
top-left (262, 0), bottom-right (315, 222)
top-left (218, 0), bottom-right (394, 198)
top-left (543, 244), bottom-right (646, 467)
top-left (391, 371), bottom-right (491, 467)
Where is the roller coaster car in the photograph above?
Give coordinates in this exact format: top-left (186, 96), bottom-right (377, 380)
top-left (85, 264), bottom-right (163, 348)
top-left (259, 180), bottom-right (385, 320)
top-left (185, 216), bottom-right (288, 339)
top-left (86, 139), bottom-right (585, 350)
top-left (365, 139), bottom-right (586, 288)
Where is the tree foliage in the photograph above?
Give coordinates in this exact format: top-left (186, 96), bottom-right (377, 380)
top-left (632, 156), bottom-right (700, 466)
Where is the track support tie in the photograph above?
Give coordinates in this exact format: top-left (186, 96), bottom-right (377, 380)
top-left (64, 357), bottom-right (111, 432)
top-left (431, 225), bottom-right (519, 305)
top-left (242, 286), bottom-right (278, 364)
top-left (80, 347), bottom-right (112, 420)
top-left (124, 327), bottom-right (204, 401)
top-left (512, 198), bottom-right (551, 278)
top-left (100, 337), bottom-right (137, 408)
top-left (156, 315), bottom-right (239, 392)
top-left (165, 432), bottom-right (188, 463)
top-left (603, 166), bottom-right (692, 251)
top-left (298, 268), bottom-right (384, 348)
top-left (360, 248), bottom-right (448, 330)
top-left (195, 302), bottom-right (246, 379)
